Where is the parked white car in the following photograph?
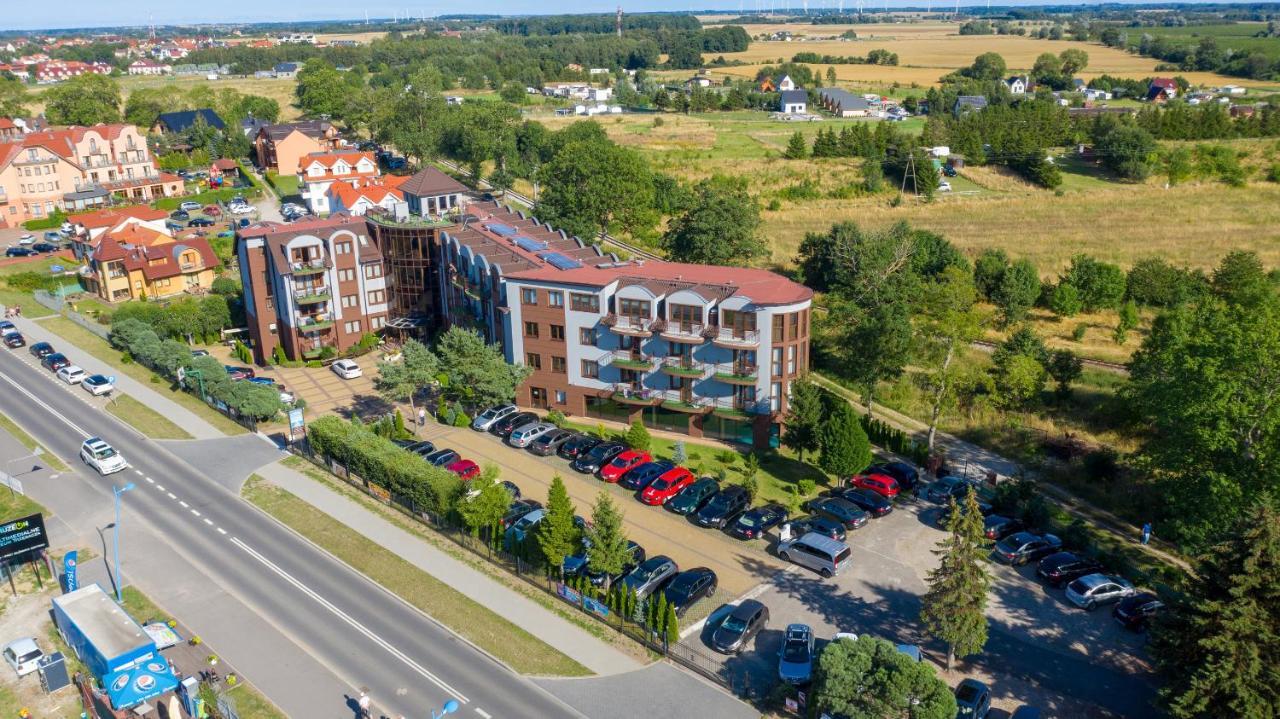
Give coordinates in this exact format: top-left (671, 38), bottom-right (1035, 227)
top-left (179, 201), bottom-right (202, 212)
top-left (507, 422), bottom-right (556, 448)
top-left (82, 374), bottom-right (115, 396)
top-left (229, 203), bottom-right (255, 215)
top-left (17, 234), bottom-right (34, 245)
top-left (331, 359), bottom-right (362, 379)
top-left (938, 180), bottom-right (952, 192)
top-left (472, 404), bottom-right (517, 431)
top-left (3, 637), bottom-right (43, 677)
top-left (56, 365), bottom-right (86, 384)
top-left (79, 437), bottom-right (127, 475)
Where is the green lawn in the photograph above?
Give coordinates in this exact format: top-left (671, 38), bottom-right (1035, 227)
top-left (0, 478), bottom-right (47, 520)
top-left (107, 394), bottom-right (195, 440)
top-left (241, 475), bottom-right (592, 677)
top-left (0, 409), bottom-right (69, 472)
top-left (265, 172), bottom-right (300, 197)
top-left (37, 316), bottom-right (247, 436)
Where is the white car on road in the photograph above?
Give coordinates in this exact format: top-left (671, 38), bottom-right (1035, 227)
top-left (331, 359), bottom-right (362, 379)
top-left (3, 637), bottom-right (43, 677)
top-left (56, 365), bottom-right (86, 384)
top-left (80, 437), bottom-right (127, 475)
top-left (82, 374), bottom-right (115, 396)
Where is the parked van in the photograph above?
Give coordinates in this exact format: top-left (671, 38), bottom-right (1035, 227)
top-left (776, 532), bottom-right (852, 577)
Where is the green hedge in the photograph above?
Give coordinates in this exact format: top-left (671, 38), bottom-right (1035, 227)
top-left (154, 185), bottom-right (263, 211)
top-left (22, 210), bottom-right (67, 231)
top-left (307, 415), bottom-right (463, 515)
top-left (860, 414), bottom-right (931, 467)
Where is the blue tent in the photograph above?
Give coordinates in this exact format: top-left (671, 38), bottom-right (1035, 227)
top-left (104, 657), bottom-right (179, 709)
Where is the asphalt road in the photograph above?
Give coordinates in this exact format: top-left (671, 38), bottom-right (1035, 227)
top-left (0, 346), bottom-right (580, 719)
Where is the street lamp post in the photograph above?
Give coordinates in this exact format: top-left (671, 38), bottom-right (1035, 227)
top-left (431, 700), bottom-right (459, 719)
top-left (111, 483), bottom-right (135, 603)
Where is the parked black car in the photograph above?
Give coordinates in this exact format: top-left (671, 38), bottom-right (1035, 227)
top-left (617, 460), bottom-right (674, 491)
top-left (782, 516), bottom-right (847, 542)
top-left (188, 217), bottom-right (215, 227)
top-left (41, 352), bottom-right (70, 371)
top-left (528, 429), bottom-right (576, 456)
top-left (993, 532), bottom-right (1063, 565)
top-left (490, 411), bottom-right (537, 438)
top-left (500, 481), bottom-right (522, 500)
top-left (710, 599), bottom-right (769, 655)
top-left (500, 499), bottom-right (542, 530)
top-left (557, 434), bottom-right (601, 461)
top-left (5, 247), bottom-right (35, 257)
top-left (924, 476), bottom-right (981, 504)
top-left (804, 496), bottom-right (869, 530)
top-left (867, 461), bottom-right (920, 493)
top-left (563, 539), bottom-right (646, 588)
top-left (570, 441), bottom-right (625, 474)
top-left (29, 341), bottom-right (54, 359)
top-left (31, 242), bottom-right (58, 253)
top-left (728, 503), bottom-right (789, 540)
top-left (665, 477), bottom-right (719, 515)
top-left (421, 448), bottom-right (460, 467)
top-left (1036, 552), bottom-right (1106, 588)
top-left (3, 332), bottom-right (25, 348)
top-left (663, 567), bottom-right (718, 616)
top-left (404, 440), bottom-right (436, 456)
top-left (983, 515), bottom-right (1024, 541)
top-left (935, 498), bottom-right (995, 528)
top-left (1113, 592), bottom-right (1163, 631)
top-left (831, 488), bottom-right (893, 517)
top-left (692, 485), bottom-right (751, 528)
top-left (170, 210), bottom-right (190, 221)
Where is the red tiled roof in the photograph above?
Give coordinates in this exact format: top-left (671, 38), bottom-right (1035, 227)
top-left (506, 261), bottom-right (813, 306)
top-left (211, 158), bottom-right (239, 170)
top-left (329, 180), bottom-right (403, 208)
top-left (303, 150), bottom-right (375, 170)
top-left (69, 205), bottom-right (168, 229)
top-left (95, 231), bottom-right (220, 280)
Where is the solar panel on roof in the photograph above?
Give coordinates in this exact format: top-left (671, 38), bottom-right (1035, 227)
top-left (514, 236), bottom-right (548, 252)
top-left (487, 223), bottom-right (517, 237)
top-left (541, 252), bottom-right (583, 270)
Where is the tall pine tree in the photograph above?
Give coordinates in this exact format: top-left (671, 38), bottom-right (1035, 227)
top-left (920, 486), bottom-right (991, 670)
top-left (585, 492), bottom-right (631, 593)
top-left (782, 377), bottom-right (823, 462)
top-left (536, 475), bottom-right (580, 577)
top-left (1152, 499), bottom-right (1280, 718)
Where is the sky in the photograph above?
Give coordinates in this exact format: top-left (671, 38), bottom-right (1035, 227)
top-left (4, 0), bottom-right (1245, 32)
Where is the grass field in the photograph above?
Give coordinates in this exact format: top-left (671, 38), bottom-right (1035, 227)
top-left (28, 74), bottom-right (302, 121)
top-left (241, 474), bottom-right (592, 677)
top-left (37, 315), bottom-right (248, 436)
top-left (1129, 22), bottom-right (1280, 60)
top-left (107, 394), bottom-right (195, 440)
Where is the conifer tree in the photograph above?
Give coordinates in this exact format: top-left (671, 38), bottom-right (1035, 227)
top-left (920, 487), bottom-right (991, 670)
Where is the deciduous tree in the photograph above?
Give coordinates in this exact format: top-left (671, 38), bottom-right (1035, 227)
top-left (458, 466), bottom-right (513, 537)
top-left (375, 339), bottom-right (440, 417)
top-left (810, 635), bottom-right (957, 719)
top-left (916, 267), bottom-right (986, 448)
top-left (44, 74), bottom-right (121, 125)
top-left (661, 175), bottom-right (764, 265)
top-left (536, 137), bottom-right (655, 240)
top-left (993, 258), bottom-right (1041, 326)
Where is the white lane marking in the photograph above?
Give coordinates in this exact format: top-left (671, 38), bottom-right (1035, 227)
top-left (144, 477), bottom-right (155, 484)
top-left (0, 369), bottom-right (90, 438)
top-left (134, 469), bottom-right (144, 476)
top-left (167, 492), bottom-right (177, 500)
top-left (216, 527), bottom-right (227, 535)
top-left (229, 537), bottom-right (470, 704)
top-left (190, 509), bottom-right (201, 517)
top-left (156, 484), bottom-right (165, 491)
top-left (475, 709), bottom-right (492, 719)
top-left (179, 500), bottom-right (189, 508)
top-left (203, 518), bottom-right (214, 526)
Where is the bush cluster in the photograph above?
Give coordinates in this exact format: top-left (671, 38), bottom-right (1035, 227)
top-left (860, 415), bottom-right (930, 466)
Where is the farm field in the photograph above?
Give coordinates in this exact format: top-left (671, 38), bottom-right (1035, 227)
top-left (1130, 22), bottom-right (1280, 59)
top-left (27, 73), bottom-right (303, 120)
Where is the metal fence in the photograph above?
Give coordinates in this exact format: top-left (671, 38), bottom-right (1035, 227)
top-left (289, 443), bottom-right (737, 692)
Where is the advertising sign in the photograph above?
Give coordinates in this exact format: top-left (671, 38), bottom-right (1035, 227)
top-left (0, 513), bottom-right (48, 561)
top-left (556, 583), bottom-right (582, 606)
top-left (288, 407), bottom-right (305, 443)
top-left (63, 550), bottom-right (78, 592)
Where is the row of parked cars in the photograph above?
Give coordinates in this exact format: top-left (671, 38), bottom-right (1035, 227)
top-left (19, 334), bottom-right (115, 396)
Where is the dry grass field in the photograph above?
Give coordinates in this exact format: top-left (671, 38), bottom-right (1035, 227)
top-left (28, 73), bottom-right (302, 120)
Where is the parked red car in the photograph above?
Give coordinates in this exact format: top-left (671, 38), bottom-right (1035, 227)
top-left (639, 467), bottom-right (696, 505)
top-left (599, 449), bottom-right (651, 482)
top-left (204, 205), bottom-right (222, 216)
top-left (849, 472), bottom-right (899, 499)
top-left (447, 459), bottom-right (480, 480)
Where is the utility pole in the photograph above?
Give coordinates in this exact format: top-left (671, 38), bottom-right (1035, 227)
top-left (901, 150), bottom-right (919, 196)
top-left (616, 6), bottom-right (623, 38)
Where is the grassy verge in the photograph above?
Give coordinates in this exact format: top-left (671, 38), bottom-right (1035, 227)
top-left (241, 474), bottom-right (593, 677)
top-left (0, 410), bottom-right (69, 472)
top-left (37, 316), bottom-right (247, 436)
top-left (107, 394), bottom-right (195, 440)
top-left (1, 484), bottom-right (46, 521)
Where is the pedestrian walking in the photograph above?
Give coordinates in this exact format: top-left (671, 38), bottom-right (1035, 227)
top-left (1141, 522), bottom-right (1152, 546)
top-left (357, 689), bottom-right (371, 719)
top-left (418, 406), bottom-right (426, 427)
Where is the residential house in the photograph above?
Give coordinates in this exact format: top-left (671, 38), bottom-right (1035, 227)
top-left (779, 90), bottom-right (808, 115)
top-left (81, 222), bottom-right (220, 302)
top-left (209, 157), bottom-right (241, 184)
top-left (686, 75), bottom-right (713, 89)
top-left (1071, 78), bottom-right (1086, 93)
top-left (1230, 104), bottom-right (1257, 119)
top-left (759, 74), bottom-right (797, 93)
top-left (34, 60), bottom-right (110, 84)
top-left (150, 109), bottom-right (226, 136)
top-left (66, 205), bottom-right (170, 258)
top-left (254, 121), bottom-right (340, 174)
top-left (127, 59), bottom-right (170, 76)
top-left (0, 119), bottom-right (23, 141)
top-left (1220, 85), bottom-right (1247, 97)
top-left (1147, 78), bottom-right (1178, 103)
top-left (0, 63), bottom-right (31, 81)
top-left (273, 62), bottom-right (299, 78)
top-left (1005, 76), bottom-right (1028, 95)
top-left (817, 88), bottom-right (872, 117)
top-left (0, 123), bottom-right (182, 227)
top-left (954, 95), bottom-right (988, 116)
top-left (298, 151), bottom-right (380, 214)
top-left (1083, 88), bottom-right (1112, 102)
top-left (398, 166), bottom-right (467, 218)
top-left (325, 176), bottom-right (409, 216)
top-left (240, 117), bottom-right (269, 139)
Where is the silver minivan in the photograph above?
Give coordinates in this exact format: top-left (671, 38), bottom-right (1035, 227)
top-left (507, 422), bottom-right (556, 448)
top-left (473, 404), bottom-right (517, 431)
top-left (777, 532), bottom-right (852, 578)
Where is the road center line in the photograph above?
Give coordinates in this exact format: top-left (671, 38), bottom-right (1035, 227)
top-left (144, 477), bottom-right (154, 484)
top-left (474, 708), bottom-right (492, 719)
top-left (229, 537), bottom-right (470, 704)
top-left (190, 509), bottom-right (200, 517)
top-left (0, 369), bottom-right (90, 438)
top-left (216, 527), bottom-right (226, 535)
top-left (167, 492), bottom-right (177, 499)
top-left (179, 500), bottom-right (189, 508)
top-left (203, 518), bottom-right (214, 526)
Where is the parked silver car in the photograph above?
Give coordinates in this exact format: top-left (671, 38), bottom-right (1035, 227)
top-left (472, 404), bottom-right (517, 431)
top-left (620, 555), bottom-right (678, 600)
top-left (1065, 573), bottom-right (1136, 610)
top-left (506, 422), bottom-right (556, 448)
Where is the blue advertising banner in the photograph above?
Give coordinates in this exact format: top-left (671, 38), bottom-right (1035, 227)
top-left (63, 550), bottom-right (78, 592)
top-left (556, 582), bottom-right (582, 606)
top-left (582, 595), bottom-right (611, 619)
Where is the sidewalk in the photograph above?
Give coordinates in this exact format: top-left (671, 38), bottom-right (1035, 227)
top-left (254, 459), bottom-right (641, 676)
top-left (14, 314), bottom-right (226, 440)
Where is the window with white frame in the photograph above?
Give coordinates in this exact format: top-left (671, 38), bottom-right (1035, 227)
top-left (344, 320), bottom-right (361, 334)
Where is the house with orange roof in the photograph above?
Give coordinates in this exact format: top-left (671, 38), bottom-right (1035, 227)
top-left (254, 120), bottom-right (340, 175)
top-left (82, 223), bottom-right (220, 302)
top-left (0, 123), bottom-right (182, 227)
top-left (325, 176), bottom-right (409, 216)
top-left (298, 151), bottom-right (379, 215)
top-left (66, 205), bottom-right (170, 258)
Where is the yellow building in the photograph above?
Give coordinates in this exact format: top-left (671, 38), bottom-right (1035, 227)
top-left (83, 224), bottom-right (220, 302)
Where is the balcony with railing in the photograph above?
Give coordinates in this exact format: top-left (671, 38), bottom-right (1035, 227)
top-left (611, 383), bottom-right (660, 405)
top-left (659, 320), bottom-right (710, 344)
top-left (658, 390), bottom-right (710, 414)
top-left (712, 326), bottom-right (760, 348)
top-left (660, 356), bottom-right (707, 379)
top-left (708, 395), bottom-right (771, 419)
top-left (295, 312), bottom-right (334, 332)
top-left (289, 256), bottom-right (330, 276)
top-left (294, 287), bottom-right (331, 305)
top-left (713, 361), bottom-right (758, 385)
top-left (606, 349), bottom-right (654, 372)
top-left (602, 313), bottom-right (654, 337)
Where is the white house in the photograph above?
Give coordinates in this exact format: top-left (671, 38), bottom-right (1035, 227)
top-left (128, 59), bottom-right (171, 76)
top-left (777, 74), bottom-right (797, 92)
top-left (1083, 88), bottom-right (1113, 101)
top-left (298, 151), bottom-right (380, 214)
top-left (779, 90), bottom-right (808, 114)
top-left (588, 87), bottom-right (613, 102)
top-left (1220, 85), bottom-right (1247, 96)
top-left (1006, 76), bottom-right (1027, 95)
